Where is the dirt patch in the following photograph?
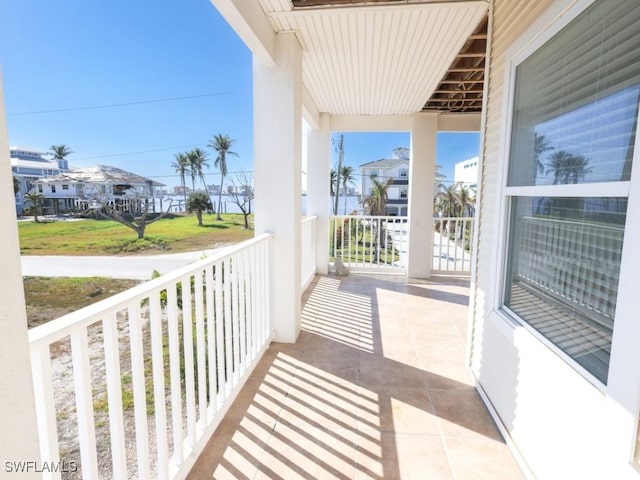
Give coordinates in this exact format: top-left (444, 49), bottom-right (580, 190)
top-left (24, 277), bottom-right (140, 328)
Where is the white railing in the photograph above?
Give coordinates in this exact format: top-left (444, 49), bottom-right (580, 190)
top-left (432, 217), bottom-right (474, 275)
top-left (29, 234), bottom-right (273, 480)
top-left (301, 216), bottom-right (317, 289)
top-left (514, 216), bottom-right (623, 326)
top-left (330, 215), bottom-right (408, 274)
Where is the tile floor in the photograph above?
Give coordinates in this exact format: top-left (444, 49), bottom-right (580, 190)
top-left (187, 274), bottom-right (524, 480)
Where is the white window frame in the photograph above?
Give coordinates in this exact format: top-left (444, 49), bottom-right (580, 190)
top-left (490, 0), bottom-right (640, 390)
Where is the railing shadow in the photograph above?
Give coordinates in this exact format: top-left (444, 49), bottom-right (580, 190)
top-left (188, 274), bottom-right (510, 479)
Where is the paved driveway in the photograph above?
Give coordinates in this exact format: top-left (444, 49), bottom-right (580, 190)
top-left (21, 247), bottom-right (231, 280)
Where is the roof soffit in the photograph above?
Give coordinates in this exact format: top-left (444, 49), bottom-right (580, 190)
top-left (257, 0), bottom-right (488, 115)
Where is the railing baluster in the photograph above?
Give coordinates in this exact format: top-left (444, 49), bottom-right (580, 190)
top-left (31, 345), bottom-right (61, 480)
top-left (205, 265), bottom-right (216, 418)
top-left (194, 270), bottom-right (207, 430)
top-left (214, 262), bottom-right (225, 405)
top-left (166, 283), bottom-right (183, 468)
top-left (102, 312), bottom-right (127, 479)
top-left (70, 327), bottom-right (99, 479)
top-left (149, 292), bottom-right (170, 480)
top-left (249, 247), bottom-right (257, 358)
top-left (232, 254), bottom-right (241, 385)
top-left (347, 217), bottom-right (352, 267)
top-left (376, 217), bottom-right (381, 267)
top-left (264, 237), bottom-right (272, 339)
top-left (240, 251), bottom-right (245, 348)
top-left (128, 302), bottom-right (150, 480)
top-left (181, 275), bottom-right (197, 448)
top-left (224, 259), bottom-right (233, 391)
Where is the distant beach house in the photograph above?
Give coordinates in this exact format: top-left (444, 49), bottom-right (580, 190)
top-left (33, 164), bottom-right (164, 215)
top-left (453, 156), bottom-right (479, 191)
top-left (10, 147), bottom-right (68, 214)
top-left (359, 147), bottom-right (445, 216)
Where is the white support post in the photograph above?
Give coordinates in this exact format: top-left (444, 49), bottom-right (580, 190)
top-left (253, 32), bottom-right (303, 343)
top-left (307, 113), bottom-right (331, 275)
top-left (0, 69), bottom-right (42, 477)
top-left (407, 113), bottom-right (438, 278)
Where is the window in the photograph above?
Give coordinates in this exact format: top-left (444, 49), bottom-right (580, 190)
top-left (399, 168), bottom-right (408, 178)
top-left (400, 188), bottom-right (408, 199)
top-left (370, 170), bottom-right (378, 178)
top-left (51, 185), bottom-right (56, 193)
top-left (502, 0), bottom-right (639, 385)
top-left (62, 184), bottom-right (69, 190)
top-left (37, 185), bottom-right (42, 193)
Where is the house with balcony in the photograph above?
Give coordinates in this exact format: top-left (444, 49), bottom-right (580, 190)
top-left (10, 147), bottom-right (67, 214)
top-left (34, 164), bottom-right (164, 214)
top-left (2, 0), bottom-right (640, 479)
top-left (360, 147), bottom-right (445, 216)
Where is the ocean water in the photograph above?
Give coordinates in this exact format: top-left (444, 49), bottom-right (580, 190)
top-left (154, 194), bottom-right (362, 216)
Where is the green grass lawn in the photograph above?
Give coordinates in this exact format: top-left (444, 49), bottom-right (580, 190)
top-left (19, 213), bottom-right (254, 256)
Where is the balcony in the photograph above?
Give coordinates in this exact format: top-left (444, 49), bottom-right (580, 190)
top-left (26, 216), bottom-right (520, 478)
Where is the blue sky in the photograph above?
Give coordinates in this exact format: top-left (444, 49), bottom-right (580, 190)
top-left (1, 0), bottom-right (478, 190)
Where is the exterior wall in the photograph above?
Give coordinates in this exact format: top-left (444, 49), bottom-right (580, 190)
top-left (471, 1), bottom-right (640, 478)
top-left (453, 156), bottom-right (478, 186)
top-left (11, 151), bottom-right (63, 214)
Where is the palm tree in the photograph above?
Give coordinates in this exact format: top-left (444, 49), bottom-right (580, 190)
top-left (171, 152), bottom-right (191, 210)
top-left (545, 150), bottom-right (591, 185)
top-left (457, 185), bottom-right (476, 217)
top-left (330, 168), bottom-right (338, 197)
top-left (545, 151), bottom-right (592, 218)
top-left (434, 183), bottom-right (461, 218)
top-left (187, 148), bottom-right (210, 191)
top-left (186, 191), bottom-right (213, 226)
top-left (340, 165), bottom-right (355, 215)
top-left (534, 132), bottom-right (553, 175)
top-left (208, 134), bottom-right (238, 221)
top-left (49, 144), bottom-right (73, 169)
top-left (363, 177), bottom-right (392, 216)
top-left (24, 191), bottom-right (45, 222)
top-left (362, 178), bottom-right (392, 262)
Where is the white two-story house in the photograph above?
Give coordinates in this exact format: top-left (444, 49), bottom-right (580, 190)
top-left (10, 147), bottom-right (67, 214)
top-left (360, 147), bottom-right (445, 216)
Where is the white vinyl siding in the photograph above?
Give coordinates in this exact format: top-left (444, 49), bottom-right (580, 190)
top-left (471, 0), bottom-right (640, 478)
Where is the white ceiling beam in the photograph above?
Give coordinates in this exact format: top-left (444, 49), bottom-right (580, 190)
top-left (268, 1), bottom-right (488, 19)
top-left (437, 113), bottom-right (481, 131)
top-left (302, 87), bottom-right (321, 129)
top-left (329, 115), bottom-right (416, 132)
top-left (209, 0), bottom-right (277, 66)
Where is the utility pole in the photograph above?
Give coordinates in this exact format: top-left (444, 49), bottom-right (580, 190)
top-left (333, 134), bottom-right (344, 215)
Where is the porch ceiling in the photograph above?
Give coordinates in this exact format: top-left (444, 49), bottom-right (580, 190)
top-left (258, 0), bottom-right (488, 115)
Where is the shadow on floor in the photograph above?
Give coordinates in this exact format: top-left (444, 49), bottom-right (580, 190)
top-left (187, 274), bottom-right (523, 480)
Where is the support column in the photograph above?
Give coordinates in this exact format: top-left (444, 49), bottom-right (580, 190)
top-left (407, 114), bottom-right (438, 278)
top-left (0, 70), bottom-right (42, 476)
top-left (254, 32), bottom-right (303, 343)
top-left (306, 114), bottom-right (331, 274)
